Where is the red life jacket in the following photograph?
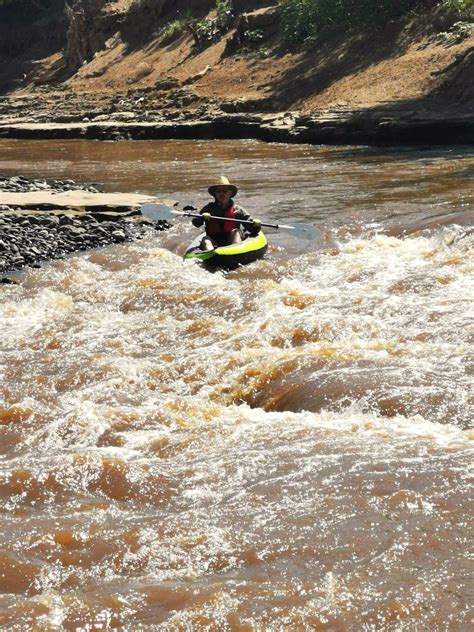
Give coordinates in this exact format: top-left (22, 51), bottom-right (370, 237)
top-left (206, 205), bottom-right (236, 236)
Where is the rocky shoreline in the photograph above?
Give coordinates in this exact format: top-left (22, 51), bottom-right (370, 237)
top-left (1, 91), bottom-right (473, 146)
top-left (0, 176), bottom-right (167, 279)
top-left (0, 109), bottom-right (473, 145)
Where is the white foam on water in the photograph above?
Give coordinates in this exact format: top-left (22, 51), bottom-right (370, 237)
top-left (2, 227), bottom-right (472, 454)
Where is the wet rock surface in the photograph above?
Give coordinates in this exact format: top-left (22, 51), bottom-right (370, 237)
top-left (0, 102), bottom-right (472, 146)
top-left (0, 91), bottom-right (472, 146)
top-left (0, 176), bottom-right (167, 277)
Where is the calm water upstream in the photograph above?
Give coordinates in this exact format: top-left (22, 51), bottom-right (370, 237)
top-left (0, 139), bottom-right (473, 630)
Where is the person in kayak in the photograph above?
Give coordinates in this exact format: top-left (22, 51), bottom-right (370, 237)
top-left (191, 176), bottom-right (261, 251)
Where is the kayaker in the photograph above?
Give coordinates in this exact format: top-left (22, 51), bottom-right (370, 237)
top-left (191, 176), bottom-right (261, 250)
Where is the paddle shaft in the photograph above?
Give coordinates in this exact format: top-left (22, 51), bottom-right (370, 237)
top-left (172, 209), bottom-right (295, 232)
top-left (140, 203), bottom-right (319, 240)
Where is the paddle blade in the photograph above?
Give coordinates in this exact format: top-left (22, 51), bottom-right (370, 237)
top-left (279, 222), bottom-right (320, 240)
top-left (140, 203), bottom-right (174, 222)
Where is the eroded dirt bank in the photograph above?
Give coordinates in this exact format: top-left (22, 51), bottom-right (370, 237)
top-left (0, 0), bottom-right (472, 145)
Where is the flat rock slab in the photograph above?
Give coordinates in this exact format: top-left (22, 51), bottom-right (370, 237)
top-left (0, 190), bottom-right (161, 211)
top-left (1, 114), bottom-right (473, 144)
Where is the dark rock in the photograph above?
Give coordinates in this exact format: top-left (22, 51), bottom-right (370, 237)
top-left (37, 215), bottom-right (60, 227)
top-left (59, 215), bottom-right (75, 225)
top-left (64, 226), bottom-right (86, 237)
top-left (95, 226), bottom-right (111, 237)
top-left (111, 230), bottom-right (126, 242)
top-left (1, 277), bottom-right (20, 284)
top-left (83, 215), bottom-right (99, 224)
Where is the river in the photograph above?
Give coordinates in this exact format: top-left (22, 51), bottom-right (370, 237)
top-left (0, 139), bottom-right (473, 630)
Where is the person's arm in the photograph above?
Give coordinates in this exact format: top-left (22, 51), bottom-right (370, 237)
top-left (191, 204), bottom-right (211, 228)
top-left (234, 205), bottom-right (261, 235)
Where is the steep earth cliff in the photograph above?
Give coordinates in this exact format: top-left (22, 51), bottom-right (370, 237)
top-left (0, 0), bottom-right (472, 142)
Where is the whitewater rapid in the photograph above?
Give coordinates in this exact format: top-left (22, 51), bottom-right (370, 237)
top-left (0, 139), bottom-right (472, 629)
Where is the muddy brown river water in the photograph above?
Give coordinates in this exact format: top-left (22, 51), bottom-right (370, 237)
top-left (0, 139), bottom-right (473, 630)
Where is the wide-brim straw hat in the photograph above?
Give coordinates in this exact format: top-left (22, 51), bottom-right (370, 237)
top-left (208, 176), bottom-right (238, 198)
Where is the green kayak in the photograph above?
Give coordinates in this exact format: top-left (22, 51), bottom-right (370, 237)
top-left (184, 231), bottom-right (268, 269)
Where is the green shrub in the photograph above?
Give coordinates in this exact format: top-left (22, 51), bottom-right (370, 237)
top-left (194, 0), bottom-right (234, 48)
top-left (281, 0), bottom-right (320, 48)
top-left (216, 0), bottom-right (233, 14)
top-left (280, 0), bottom-right (426, 48)
top-left (442, 0), bottom-right (473, 14)
top-left (256, 46), bottom-right (271, 58)
top-left (436, 19), bottom-right (473, 42)
top-left (161, 14), bottom-right (190, 45)
top-left (244, 29), bottom-right (264, 45)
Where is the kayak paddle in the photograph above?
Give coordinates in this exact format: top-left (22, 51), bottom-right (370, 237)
top-left (141, 203), bottom-right (320, 241)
